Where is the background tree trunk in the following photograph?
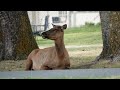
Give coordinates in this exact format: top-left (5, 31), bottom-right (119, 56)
top-left (0, 11), bottom-right (39, 60)
top-left (97, 11), bottom-right (120, 61)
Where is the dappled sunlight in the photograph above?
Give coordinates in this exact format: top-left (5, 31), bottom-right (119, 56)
top-left (67, 45), bottom-right (102, 60)
top-left (69, 48), bottom-right (102, 57)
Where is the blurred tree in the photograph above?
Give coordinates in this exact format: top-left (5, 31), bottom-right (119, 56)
top-left (96, 11), bottom-right (120, 62)
top-left (0, 11), bottom-right (38, 60)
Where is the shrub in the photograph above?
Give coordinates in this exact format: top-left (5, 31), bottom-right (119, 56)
top-left (85, 22), bottom-right (95, 26)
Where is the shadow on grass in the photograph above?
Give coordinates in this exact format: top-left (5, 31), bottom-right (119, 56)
top-left (70, 56), bottom-right (97, 69)
top-left (71, 62), bottom-right (95, 69)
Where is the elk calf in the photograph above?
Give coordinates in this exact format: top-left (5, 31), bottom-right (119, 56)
top-left (25, 24), bottom-right (70, 70)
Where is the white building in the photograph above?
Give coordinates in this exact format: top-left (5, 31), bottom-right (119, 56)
top-left (27, 11), bottom-right (100, 31)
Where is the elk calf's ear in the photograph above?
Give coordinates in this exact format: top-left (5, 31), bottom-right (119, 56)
top-left (52, 24), bottom-right (56, 27)
top-left (62, 24), bottom-right (67, 30)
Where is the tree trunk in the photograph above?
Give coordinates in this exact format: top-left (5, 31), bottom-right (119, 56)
top-left (0, 11), bottom-right (39, 60)
top-left (96, 11), bottom-right (120, 61)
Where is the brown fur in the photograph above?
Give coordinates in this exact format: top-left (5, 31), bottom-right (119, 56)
top-left (25, 24), bottom-right (70, 70)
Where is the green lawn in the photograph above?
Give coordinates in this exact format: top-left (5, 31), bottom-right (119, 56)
top-left (36, 24), bottom-right (102, 46)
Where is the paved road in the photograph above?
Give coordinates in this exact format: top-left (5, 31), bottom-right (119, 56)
top-left (0, 68), bottom-right (120, 79)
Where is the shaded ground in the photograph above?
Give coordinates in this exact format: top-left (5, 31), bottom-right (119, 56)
top-left (1, 45), bottom-right (120, 71)
top-left (0, 60), bottom-right (26, 71)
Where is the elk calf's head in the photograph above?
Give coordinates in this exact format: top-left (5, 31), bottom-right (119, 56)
top-left (41, 24), bottom-right (67, 40)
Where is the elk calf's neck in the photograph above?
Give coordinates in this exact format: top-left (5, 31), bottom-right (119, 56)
top-left (25, 24), bottom-right (70, 70)
top-left (55, 34), bottom-right (65, 59)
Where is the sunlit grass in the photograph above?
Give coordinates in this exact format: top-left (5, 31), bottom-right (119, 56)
top-left (36, 24), bottom-right (102, 46)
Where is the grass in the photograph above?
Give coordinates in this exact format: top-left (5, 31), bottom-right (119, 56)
top-left (1, 45), bottom-right (120, 71)
top-left (36, 24), bottom-right (102, 46)
top-left (68, 46), bottom-right (102, 69)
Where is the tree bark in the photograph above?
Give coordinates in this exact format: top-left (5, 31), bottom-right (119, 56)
top-left (96, 11), bottom-right (120, 61)
top-left (0, 11), bottom-right (39, 60)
